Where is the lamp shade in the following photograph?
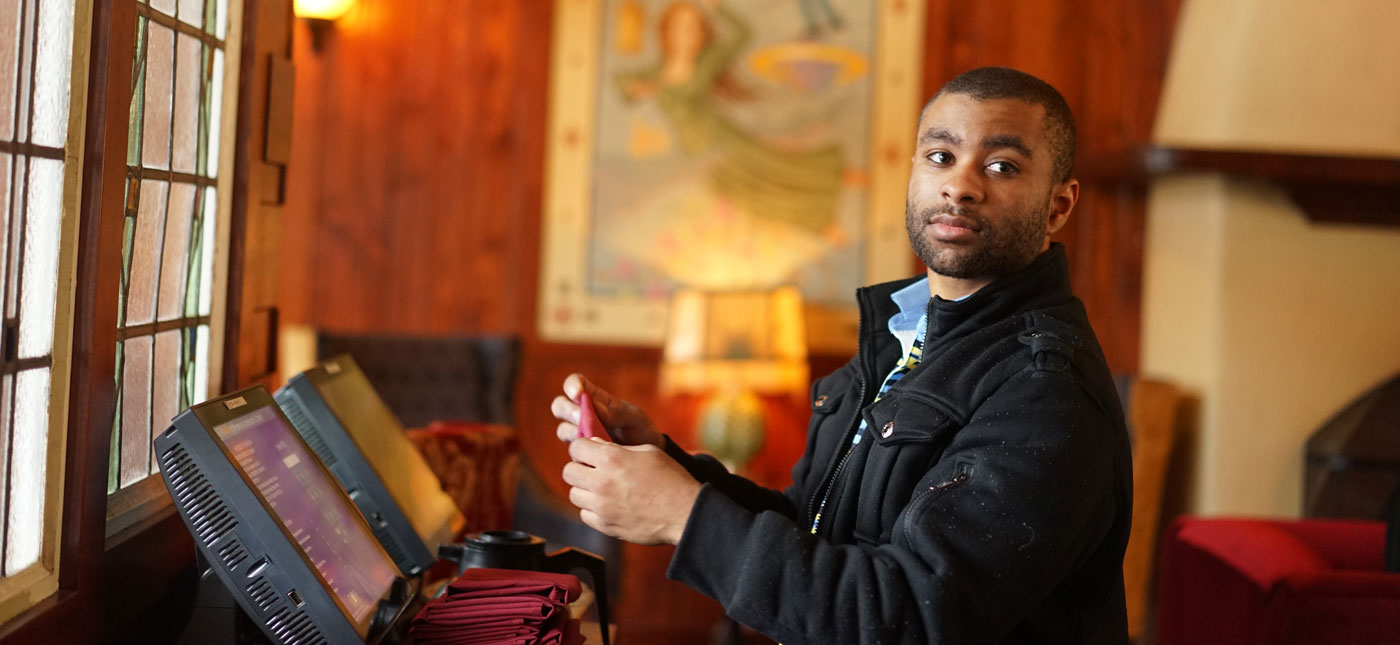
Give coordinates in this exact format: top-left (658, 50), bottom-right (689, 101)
top-left (660, 287), bottom-right (808, 396)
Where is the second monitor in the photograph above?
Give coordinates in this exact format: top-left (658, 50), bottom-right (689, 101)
top-left (275, 354), bottom-right (466, 577)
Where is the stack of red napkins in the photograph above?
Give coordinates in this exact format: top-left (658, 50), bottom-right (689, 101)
top-left (409, 568), bottom-right (586, 645)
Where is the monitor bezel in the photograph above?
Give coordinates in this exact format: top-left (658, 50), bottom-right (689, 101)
top-left (189, 386), bottom-right (399, 639)
top-left (294, 353), bottom-right (465, 545)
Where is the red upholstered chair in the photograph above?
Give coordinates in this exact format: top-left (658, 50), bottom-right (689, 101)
top-left (408, 421), bottom-right (521, 534)
top-left (1156, 517), bottom-right (1400, 644)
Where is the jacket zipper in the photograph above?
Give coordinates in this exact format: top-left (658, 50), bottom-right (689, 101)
top-left (807, 294), bottom-right (936, 535)
top-left (901, 469), bottom-right (970, 539)
top-left (806, 293), bottom-right (872, 534)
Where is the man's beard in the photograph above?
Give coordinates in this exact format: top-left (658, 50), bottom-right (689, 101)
top-left (905, 201), bottom-right (1050, 281)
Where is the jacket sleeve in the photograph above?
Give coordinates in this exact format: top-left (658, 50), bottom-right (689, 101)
top-left (664, 368), bottom-right (1129, 644)
top-left (663, 436), bottom-right (801, 519)
top-left (657, 360), bottom-right (860, 521)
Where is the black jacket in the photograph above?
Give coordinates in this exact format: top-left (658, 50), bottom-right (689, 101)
top-left (662, 244), bottom-right (1133, 644)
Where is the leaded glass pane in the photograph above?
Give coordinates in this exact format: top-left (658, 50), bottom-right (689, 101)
top-left (124, 179), bottom-right (168, 326)
top-left (197, 186), bottom-right (214, 315)
top-left (140, 22), bottom-right (173, 170)
top-left (31, 0), bottom-right (75, 148)
top-left (152, 329), bottom-right (181, 445)
top-left (108, 342), bottom-right (123, 495)
top-left (157, 182), bottom-right (194, 321)
top-left (0, 153), bottom-right (10, 293)
top-left (0, 373), bottom-right (10, 565)
top-left (178, 0), bottom-right (203, 27)
top-left (18, 157), bottom-right (62, 359)
top-left (150, 0), bottom-right (176, 17)
top-left (214, 0), bottom-right (227, 39)
top-left (204, 48), bottom-right (223, 177)
top-left (5, 160), bottom-right (23, 314)
top-left (116, 210), bottom-right (133, 324)
top-left (127, 18), bottom-right (147, 167)
top-left (0, 0), bottom-right (21, 142)
top-left (171, 33), bottom-right (200, 173)
top-left (6, 0), bottom-right (34, 146)
top-left (7, 367), bottom-right (51, 574)
top-left (118, 335), bottom-right (152, 487)
top-left (192, 324), bottom-right (208, 404)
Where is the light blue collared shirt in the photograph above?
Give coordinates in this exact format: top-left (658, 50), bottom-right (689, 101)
top-left (888, 277), bottom-right (930, 359)
top-left (850, 278), bottom-right (931, 447)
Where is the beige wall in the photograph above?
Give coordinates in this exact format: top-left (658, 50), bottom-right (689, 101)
top-left (1155, 0), bottom-right (1400, 156)
top-left (1143, 176), bottom-right (1400, 515)
top-left (1145, 0), bottom-right (1400, 516)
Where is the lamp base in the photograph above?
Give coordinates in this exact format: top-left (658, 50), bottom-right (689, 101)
top-left (697, 390), bottom-right (765, 471)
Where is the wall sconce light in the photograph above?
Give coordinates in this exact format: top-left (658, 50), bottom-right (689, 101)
top-left (295, 0), bottom-right (356, 51)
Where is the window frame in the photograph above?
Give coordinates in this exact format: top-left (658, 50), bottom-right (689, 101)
top-left (103, 0), bottom-right (240, 537)
top-left (0, 0), bottom-right (94, 625)
top-left (0, 0), bottom-right (253, 639)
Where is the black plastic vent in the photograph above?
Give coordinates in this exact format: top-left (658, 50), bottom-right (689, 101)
top-left (160, 444), bottom-right (238, 544)
top-left (246, 577), bottom-right (279, 613)
top-left (369, 519), bottom-right (412, 573)
top-left (277, 395), bottom-right (338, 468)
top-left (265, 606), bottom-right (328, 645)
top-left (217, 539), bottom-right (249, 570)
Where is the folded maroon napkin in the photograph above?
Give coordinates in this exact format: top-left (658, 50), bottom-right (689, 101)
top-left (409, 568), bottom-right (586, 645)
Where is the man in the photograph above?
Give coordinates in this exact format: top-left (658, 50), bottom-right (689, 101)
top-left (551, 67), bottom-right (1131, 644)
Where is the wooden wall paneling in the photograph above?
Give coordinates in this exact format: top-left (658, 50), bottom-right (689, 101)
top-left (288, 0), bottom-right (546, 336)
top-left (226, 0), bottom-right (294, 389)
top-left (921, 0), bottom-right (1181, 374)
top-left (278, 19), bottom-right (322, 328)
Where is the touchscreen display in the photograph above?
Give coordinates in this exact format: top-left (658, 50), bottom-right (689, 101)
top-left (214, 406), bottom-right (397, 635)
top-left (314, 362), bottom-right (463, 548)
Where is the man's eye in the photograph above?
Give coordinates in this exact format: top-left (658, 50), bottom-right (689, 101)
top-left (928, 151), bottom-right (953, 164)
top-left (987, 161), bottom-right (1018, 174)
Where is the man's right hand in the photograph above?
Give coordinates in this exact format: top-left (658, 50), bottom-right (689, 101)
top-left (551, 373), bottom-right (664, 449)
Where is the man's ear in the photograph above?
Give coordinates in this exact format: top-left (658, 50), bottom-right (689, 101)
top-left (1046, 178), bottom-right (1079, 235)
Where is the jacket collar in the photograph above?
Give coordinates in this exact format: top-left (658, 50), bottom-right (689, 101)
top-left (856, 243), bottom-right (1076, 356)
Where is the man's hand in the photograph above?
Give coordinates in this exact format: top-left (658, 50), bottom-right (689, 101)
top-left (551, 374), bottom-right (664, 448)
top-left (563, 438), bottom-right (702, 546)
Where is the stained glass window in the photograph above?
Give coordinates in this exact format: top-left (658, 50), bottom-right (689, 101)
top-left (0, 0), bottom-right (80, 606)
top-left (109, 0), bottom-right (228, 497)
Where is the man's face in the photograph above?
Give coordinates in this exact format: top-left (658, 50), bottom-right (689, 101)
top-left (905, 93), bottom-right (1069, 282)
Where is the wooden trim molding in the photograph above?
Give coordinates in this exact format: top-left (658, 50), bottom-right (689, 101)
top-left (0, 0), bottom-right (127, 641)
top-left (1079, 147), bottom-right (1400, 227)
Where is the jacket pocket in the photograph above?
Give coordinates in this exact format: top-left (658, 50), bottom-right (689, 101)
top-left (854, 396), bottom-right (961, 544)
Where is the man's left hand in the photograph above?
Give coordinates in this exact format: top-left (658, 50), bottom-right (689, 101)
top-left (563, 438), bottom-right (702, 546)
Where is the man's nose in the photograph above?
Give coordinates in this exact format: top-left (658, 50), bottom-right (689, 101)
top-left (940, 164), bottom-right (984, 204)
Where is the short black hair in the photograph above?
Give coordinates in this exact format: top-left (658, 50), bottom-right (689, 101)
top-left (927, 67), bottom-right (1077, 183)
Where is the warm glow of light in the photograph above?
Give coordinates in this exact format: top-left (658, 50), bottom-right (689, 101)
top-left (660, 287), bottom-right (809, 396)
top-left (295, 0), bottom-right (356, 20)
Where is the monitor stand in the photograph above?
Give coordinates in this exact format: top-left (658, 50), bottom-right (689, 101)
top-left (175, 552), bottom-right (271, 645)
top-left (176, 552), bottom-right (417, 644)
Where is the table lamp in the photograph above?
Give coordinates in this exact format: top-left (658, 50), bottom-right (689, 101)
top-left (660, 287), bottom-right (809, 471)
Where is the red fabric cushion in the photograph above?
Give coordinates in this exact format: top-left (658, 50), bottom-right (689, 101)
top-left (1157, 517), bottom-right (1400, 645)
top-left (1174, 519), bottom-right (1331, 592)
top-left (407, 422), bottom-right (520, 534)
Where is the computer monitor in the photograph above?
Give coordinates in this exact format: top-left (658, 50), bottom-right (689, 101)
top-left (274, 354), bottom-right (465, 576)
top-left (156, 386), bottom-right (403, 644)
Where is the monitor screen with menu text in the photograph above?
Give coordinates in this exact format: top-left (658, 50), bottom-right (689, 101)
top-left (212, 405), bottom-right (399, 628)
top-left (156, 386), bottom-right (403, 643)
